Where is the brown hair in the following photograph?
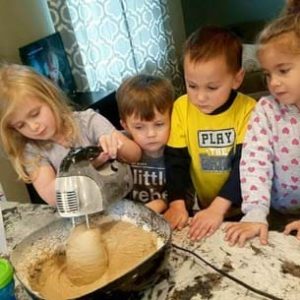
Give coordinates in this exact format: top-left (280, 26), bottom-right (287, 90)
top-left (116, 74), bottom-right (175, 121)
top-left (0, 64), bottom-right (78, 182)
top-left (257, 0), bottom-right (300, 54)
top-left (183, 26), bottom-right (242, 73)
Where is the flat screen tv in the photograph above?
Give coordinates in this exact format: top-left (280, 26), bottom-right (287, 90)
top-left (19, 32), bottom-right (76, 97)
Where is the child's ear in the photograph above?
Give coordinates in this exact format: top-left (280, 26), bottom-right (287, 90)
top-left (120, 119), bottom-right (128, 130)
top-left (232, 68), bottom-right (245, 90)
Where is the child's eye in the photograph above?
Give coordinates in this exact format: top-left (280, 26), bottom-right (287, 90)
top-left (30, 109), bottom-right (40, 117)
top-left (208, 86), bottom-right (218, 91)
top-left (155, 122), bottom-right (164, 127)
top-left (279, 68), bottom-right (290, 75)
top-left (187, 83), bottom-right (196, 89)
top-left (15, 123), bottom-right (24, 130)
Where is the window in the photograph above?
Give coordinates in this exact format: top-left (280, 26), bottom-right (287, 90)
top-left (47, 0), bottom-right (183, 94)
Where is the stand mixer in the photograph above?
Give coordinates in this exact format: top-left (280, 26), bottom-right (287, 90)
top-left (55, 146), bottom-right (133, 227)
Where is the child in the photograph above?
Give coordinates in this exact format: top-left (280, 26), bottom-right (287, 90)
top-left (116, 74), bottom-right (174, 213)
top-left (163, 26), bottom-right (257, 240)
top-left (225, 1), bottom-right (300, 246)
top-left (0, 64), bottom-right (141, 206)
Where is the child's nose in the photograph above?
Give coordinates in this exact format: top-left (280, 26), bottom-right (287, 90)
top-left (269, 75), bottom-right (281, 88)
top-left (197, 91), bottom-right (207, 103)
top-left (28, 121), bottom-right (39, 131)
top-left (146, 127), bottom-right (156, 137)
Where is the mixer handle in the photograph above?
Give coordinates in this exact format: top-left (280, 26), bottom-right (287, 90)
top-left (59, 146), bottom-right (103, 173)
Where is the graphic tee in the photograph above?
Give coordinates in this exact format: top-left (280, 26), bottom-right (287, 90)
top-left (129, 153), bottom-right (167, 204)
top-left (167, 92), bottom-right (256, 207)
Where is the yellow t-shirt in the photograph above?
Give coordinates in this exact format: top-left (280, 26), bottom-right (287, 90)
top-left (167, 92), bottom-right (256, 207)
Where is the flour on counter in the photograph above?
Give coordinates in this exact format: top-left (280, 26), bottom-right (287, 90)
top-left (144, 224), bottom-right (300, 300)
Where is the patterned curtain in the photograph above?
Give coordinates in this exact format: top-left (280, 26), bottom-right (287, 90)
top-left (47, 0), bottom-right (183, 95)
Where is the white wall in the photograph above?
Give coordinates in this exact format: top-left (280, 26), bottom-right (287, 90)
top-left (0, 0), bottom-right (54, 63)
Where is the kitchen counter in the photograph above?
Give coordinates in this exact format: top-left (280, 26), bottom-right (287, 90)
top-left (1, 201), bottom-right (300, 300)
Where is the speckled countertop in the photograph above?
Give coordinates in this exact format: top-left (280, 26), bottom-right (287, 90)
top-left (1, 201), bottom-right (300, 300)
top-left (0, 201), bottom-right (58, 300)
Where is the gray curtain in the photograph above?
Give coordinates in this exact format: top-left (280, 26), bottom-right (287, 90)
top-left (47, 0), bottom-right (183, 95)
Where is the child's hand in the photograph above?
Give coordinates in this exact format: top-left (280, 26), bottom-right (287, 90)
top-left (188, 207), bottom-right (224, 241)
top-left (90, 152), bottom-right (111, 168)
top-left (224, 222), bottom-right (268, 247)
top-left (284, 220), bottom-right (300, 239)
top-left (146, 199), bottom-right (167, 214)
top-left (99, 131), bottom-right (123, 159)
top-left (164, 200), bottom-right (189, 230)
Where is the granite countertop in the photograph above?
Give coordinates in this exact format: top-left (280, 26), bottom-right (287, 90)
top-left (1, 201), bottom-right (300, 300)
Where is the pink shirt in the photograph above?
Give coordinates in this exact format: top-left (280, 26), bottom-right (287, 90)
top-left (240, 96), bottom-right (300, 224)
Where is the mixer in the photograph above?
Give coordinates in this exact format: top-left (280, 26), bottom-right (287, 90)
top-left (55, 146), bottom-right (133, 227)
top-left (11, 147), bottom-right (171, 299)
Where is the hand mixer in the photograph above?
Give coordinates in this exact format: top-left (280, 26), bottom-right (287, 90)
top-left (55, 146), bottom-right (133, 228)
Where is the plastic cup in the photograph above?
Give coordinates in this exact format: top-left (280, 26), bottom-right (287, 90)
top-left (0, 258), bottom-right (16, 300)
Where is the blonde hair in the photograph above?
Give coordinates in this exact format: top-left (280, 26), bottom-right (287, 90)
top-left (0, 64), bottom-right (78, 182)
top-left (116, 74), bottom-right (175, 121)
top-left (258, 1), bottom-right (300, 54)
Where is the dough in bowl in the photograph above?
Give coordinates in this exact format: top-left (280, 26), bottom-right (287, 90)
top-left (66, 225), bottom-right (108, 285)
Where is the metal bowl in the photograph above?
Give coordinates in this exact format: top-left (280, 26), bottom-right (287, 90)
top-left (10, 199), bottom-right (171, 299)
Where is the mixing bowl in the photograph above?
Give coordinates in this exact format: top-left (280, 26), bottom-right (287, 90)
top-left (10, 199), bottom-right (171, 299)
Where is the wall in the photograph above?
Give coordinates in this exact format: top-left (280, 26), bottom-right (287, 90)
top-left (0, 0), bottom-right (54, 63)
top-left (181, 0), bottom-right (285, 37)
top-left (0, 0), bottom-right (54, 202)
top-left (0, 146), bottom-right (29, 203)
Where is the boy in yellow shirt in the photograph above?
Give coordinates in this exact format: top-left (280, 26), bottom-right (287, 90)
top-left (164, 26), bottom-right (256, 240)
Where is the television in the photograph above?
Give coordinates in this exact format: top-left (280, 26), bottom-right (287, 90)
top-left (19, 32), bottom-right (77, 97)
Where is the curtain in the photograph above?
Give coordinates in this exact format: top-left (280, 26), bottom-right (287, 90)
top-left (47, 0), bottom-right (183, 95)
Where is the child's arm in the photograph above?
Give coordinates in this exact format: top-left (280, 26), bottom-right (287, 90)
top-left (189, 196), bottom-right (231, 240)
top-left (188, 143), bottom-right (244, 240)
top-left (83, 109), bottom-right (141, 164)
top-left (164, 199), bottom-right (189, 230)
top-left (163, 146), bottom-right (191, 230)
top-left (146, 199), bottom-right (168, 214)
top-left (31, 165), bottom-right (57, 206)
top-left (224, 100), bottom-right (274, 246)
top-left (99, 130), bottom-right (141, 163)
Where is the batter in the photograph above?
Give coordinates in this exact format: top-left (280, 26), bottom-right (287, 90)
top-left (27, 219), bottom-right (158, 299)
top-left (65, 225), bottom-right (108, 285)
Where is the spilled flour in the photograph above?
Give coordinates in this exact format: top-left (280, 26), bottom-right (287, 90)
top-left (143, 223), bottom-right (300, 300)
top-left (26, 219), bottom-right (158, 299)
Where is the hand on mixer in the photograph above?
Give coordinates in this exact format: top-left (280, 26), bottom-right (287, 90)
top-left (55, 145), bottom-right (133, 228)
top-left (88, 130), bottom-right (123, 168)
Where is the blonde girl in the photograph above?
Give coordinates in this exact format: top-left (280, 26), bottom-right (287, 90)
top-left (0, 64), bottom-right (141, 206)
